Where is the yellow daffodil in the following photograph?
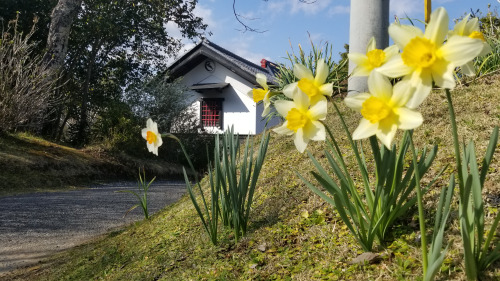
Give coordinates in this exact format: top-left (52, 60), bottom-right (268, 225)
top-left (283, 60), bottom-right (333, 104)
top-left (273, 90), bottom-right (327, 153)
top-left (377, 7), bottom-right (484, 108)
top-left (348, 37), bottom-right (399, 78)
top-left (247, 73), bottom-right (273, 117)
top-left (449, 14), bottom-right (492, 76)
top-left (344, 72), bottom-right (423, 149)
top-left (141, 118), bottom-right (163, 156)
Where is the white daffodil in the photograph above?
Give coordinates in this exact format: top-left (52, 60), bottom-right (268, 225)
top-left (273, 90), bottom-right (327, 153)
top-left (247, 73), bottom-right (273, 117)
top-left (377, 7), bottom-right (484, 108)
top-left (141, 118), bottom-right (163, 156)
top-left (344, 72), bottom-right (423, 149)
top-left (449, 14), bottom-right (492, 76)
top-left (348, 37), bottom-right (399, 78)
top-left (284, 60), bottom-right (333, 104)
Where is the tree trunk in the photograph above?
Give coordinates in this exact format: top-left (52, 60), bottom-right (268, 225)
top-left (43, 0), bottom-right (82, 71)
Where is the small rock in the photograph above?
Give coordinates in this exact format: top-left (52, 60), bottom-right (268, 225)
top-left (348, 252), bottom-right (381, 265)
top-left (257, 242), bottom-right (267, 252)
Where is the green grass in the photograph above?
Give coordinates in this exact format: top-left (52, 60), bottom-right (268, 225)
top-left (3, 75), bottom-right (500, 280)
top-left (0, 132), bottom-right (184, 197)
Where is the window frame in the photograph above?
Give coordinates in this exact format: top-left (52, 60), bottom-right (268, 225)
top-left (200, 98), bottom-right (224, 129)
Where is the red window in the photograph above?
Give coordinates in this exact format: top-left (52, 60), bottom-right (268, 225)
top-left (201, 99), bottom-right (223, 128)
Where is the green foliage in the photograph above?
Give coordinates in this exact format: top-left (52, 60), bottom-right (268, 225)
top-left (118, 168), bottom-right (156, 219)
top-left (445, 89), bottom-right (500, 280)
top-left (299, 104), bottom-right (441, 252)
top-left (216, 127), bottom-right (271, 242)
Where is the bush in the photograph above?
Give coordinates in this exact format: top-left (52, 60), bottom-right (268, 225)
top-left (0, 16), bottom-right (59, 132)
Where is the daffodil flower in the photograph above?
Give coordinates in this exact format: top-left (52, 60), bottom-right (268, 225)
top-left (449, 14), bottom-right (492, 76)
top-left (377, 7), bottom-right (484, 108)
top-left (141, 118), bottom-right (163, 156)
top-left (283, 60), bottom-right (333, 104)
top-left (344, 72), bottom-right (423, 149)
top-left (273, 89), bottom-right (327, 153)
top-left (247, 73), bottom-right (273, 117)
top-left (348, 37), bottom-right (399, 78)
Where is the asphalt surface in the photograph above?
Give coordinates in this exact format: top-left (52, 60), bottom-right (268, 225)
top-left (0, 181), bottom-right (186, 274)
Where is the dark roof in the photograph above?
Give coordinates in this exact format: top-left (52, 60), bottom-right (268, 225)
top-left (168, 40), bottom-right (277, 85)
top-left (189, 82), bottom-right (229, 91)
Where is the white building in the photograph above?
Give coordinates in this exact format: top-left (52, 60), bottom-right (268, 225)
top-left (168, 40), bottom-right (280, 135)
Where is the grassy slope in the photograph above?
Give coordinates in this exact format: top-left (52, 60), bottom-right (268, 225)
top-left (5, 76), bottom-right (500, 280)
top-left (0, 133), bottom-right (183, 196)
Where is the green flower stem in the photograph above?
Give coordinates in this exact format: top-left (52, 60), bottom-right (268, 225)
top-left (408, 131), bottom-right (428, 276)
top-left (445, 89), bottom-right (464, 190)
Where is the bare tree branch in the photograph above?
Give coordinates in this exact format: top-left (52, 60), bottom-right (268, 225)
top-left (232, 0), bottom-right (267, 33)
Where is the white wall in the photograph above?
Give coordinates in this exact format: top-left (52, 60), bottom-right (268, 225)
top-left (179, 59), bottom-right (261, 135)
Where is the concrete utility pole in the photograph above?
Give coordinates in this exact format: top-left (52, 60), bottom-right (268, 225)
top-left (347, 0), bottom-right (390, 95)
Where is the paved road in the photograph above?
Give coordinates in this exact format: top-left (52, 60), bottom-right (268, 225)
top-left (0, 181), bottom-right (186, 274)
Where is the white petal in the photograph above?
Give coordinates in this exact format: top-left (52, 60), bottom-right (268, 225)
top-left (452, 14), bottom-right (469, 36)
top-left (261, 104), bottom-right (271, 117)
top-left (348, 53), bottom-right (368, 66)
top-left (156, 134), bottom-right (163, 147)
top-left (294, 90), bottom-right (310, 111)
top-left (464, 17), bottom-right (479, 34)
top-left (376, 123), bottom-right (397, 149)
top-left (294, 129), bottom-right (308, 153)
top-left (307, 121), bottom-right (326, 141)
top-left (315, 60), bottom-right (329, 84)
top-left (389, 24), bottom-right (423, 50)
top-left (377, 56), bottom-right (413, 78)
top-left (479, 42), bottom-right (492, 57)
top-left (308, 97), bottom-right (327, 120)
top-left (141, 128), bottom-right (148, 139)
top-left (256, 73), bottom-right (268, 89)
top-left (368, 71), bottom-right (392, 100)
top-left (294, 63), bottom-right (314, 80)
top-left (146, 141), bottom-right (155, 153)
top-left (352, 118), bottom-right (378, 140)
top-left (367, 37), bottom-right (376, 52)
top-left (283, 82), bottom-right (298, 99)
top-left (431, 59), bottom-right (455, 89)
top-left (391, 79), bottom-right (413, 107)
top-left (424, 7), bottom-right (449, 46)
top-left (344, 92), bottom-right (370, 110)
top-left (405, 72), bottom-right (432, 109)
top-left (146, 118), bottom-right (154, 129)
top-left (461, 62), bottom-right (476, 76)
top-left (383, 45), bottom-right (400, 60)
top-left (319, 83), bottom-right (333, 96)
top-left (396, 108), bottom-right (423, 130)
top-left (273, 123), bottom-right (293, 135)
top-left (440, 36), bottom-right (483, 66)
top-left (274, 100), bottom-right (295, 117)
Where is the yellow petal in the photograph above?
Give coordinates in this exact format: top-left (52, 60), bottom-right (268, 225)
top-left (376, 122), bottom-right (397, 149)
top-left (306, 121), bottom-right (326, 141)
top-left (319, 83), bottom-right (333, 97)
top-left (405, 72), bottom-right (432, 109)
top-left (308, 97), bottom-right (327, 120)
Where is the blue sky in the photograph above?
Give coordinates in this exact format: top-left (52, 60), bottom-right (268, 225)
top-left (170, 0), bottom-right (499, 66)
